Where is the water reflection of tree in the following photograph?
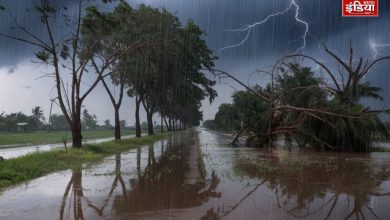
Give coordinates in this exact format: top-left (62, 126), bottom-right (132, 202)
top-left (112, 134), bottom-right (221, 217)
top-left (59, 167), bottom-right (84, 220)
top-left (87, 153), bottom-right (127, 216)
top-left (59, 153), bottom-right (127, 219)
top-left (59, 133), bottom-right (221, 219)
top-left (232, 151), bottom-right (390, 219)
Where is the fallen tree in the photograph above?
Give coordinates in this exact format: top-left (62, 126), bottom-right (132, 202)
top-left (210, 43), bottom-right (390, 151)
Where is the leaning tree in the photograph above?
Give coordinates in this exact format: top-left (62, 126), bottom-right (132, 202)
top-left (82, 2), bottom-right (145, 140)
top-left (212, 42), bottom-right (390, 151)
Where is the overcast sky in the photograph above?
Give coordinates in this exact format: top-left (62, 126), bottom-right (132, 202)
top-left (0, 0), bottom-right (390, 125)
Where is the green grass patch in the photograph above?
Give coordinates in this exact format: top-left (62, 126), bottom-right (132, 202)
top-left (0, 129), bottom-right (136, 147)
top-left (0, 132), bottom-right (171, 190)
top-left (85, 133), bottom-right (169, 154)
top-left (371, 146), bottom-right (390, 152)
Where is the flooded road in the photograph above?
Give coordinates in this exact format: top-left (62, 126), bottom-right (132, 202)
top-left (0, 135), bottom-right (136, 159)
top-left (0, 129), bottom-right (390, 219)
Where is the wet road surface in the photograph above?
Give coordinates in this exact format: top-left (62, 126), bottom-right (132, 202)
top-left (0, 129), bottom-right (389, 219)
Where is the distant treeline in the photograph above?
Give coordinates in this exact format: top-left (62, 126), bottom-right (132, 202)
top-left (0, 107), bottom-right (118, 132)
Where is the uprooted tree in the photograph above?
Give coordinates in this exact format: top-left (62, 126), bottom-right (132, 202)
top-left (211, 43), bottom-right (390, 152)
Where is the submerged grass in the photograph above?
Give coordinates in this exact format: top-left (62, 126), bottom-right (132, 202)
top-left (371, 146), bottom-right (390, 152)
top-left (0, 132), bottom-right (171, 190)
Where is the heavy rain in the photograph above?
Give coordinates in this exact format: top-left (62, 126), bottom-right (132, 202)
top-left (0, 0), bottom-right (390, 219)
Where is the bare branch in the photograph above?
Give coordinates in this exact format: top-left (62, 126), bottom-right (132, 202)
top-left (322, 43), bottom-right (351, 74)
top-left (281, 54), bottom-right (342, 92)
top-left (211, 69), bottom-right (271, 102)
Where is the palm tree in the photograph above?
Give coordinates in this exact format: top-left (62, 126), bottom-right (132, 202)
top-left (31, 106), bottom-right (44, 122)
top-left (30, 106), bottom-right (45, 130)
top-left (341, 81), bottom-right (383, 104)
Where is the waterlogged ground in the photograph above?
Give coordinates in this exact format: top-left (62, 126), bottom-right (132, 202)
top-left (0, 129), bottom-right (390, 219)
top-left (0, 134), bottom-right (137, 159)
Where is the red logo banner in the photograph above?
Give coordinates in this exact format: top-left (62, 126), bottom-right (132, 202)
top-left (342, 0), bottom-right (378, 17)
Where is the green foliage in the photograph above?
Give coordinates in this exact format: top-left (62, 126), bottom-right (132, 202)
top-left (80, 1), bottom-right (218, 133)
top-left (232, 89), bottom-right (267, 128)
top-left (214, 104), bottom-right (240, 132)
top-left (275, 65), bottom-right (389, 151)
top-left (0, 129), bottom-right (135, 146)
top-left (340, 81), bottom-right (384, 104)
top-left (208, 90), bottom-right (267, 133)
top-left (0, 112), bottom-right (31, 131)
top-left (0, 149), bottom-right (101, 189)
top-left (276, 64), bottom-right (326, 108)
top-left (35, 51), bottom-right (49, 62)
top-left (202, 120), bottom-right (217, 130)
top-left (49, 114), bottom-right (68, 131)
top-left (29, 106), bottom-right (45, 130)
top-left (210, 63), bottom-right (389, 152)
top-left (302, 102), bottom-right (390, 151)
top-left (82, 109), bottom-right (98, 130)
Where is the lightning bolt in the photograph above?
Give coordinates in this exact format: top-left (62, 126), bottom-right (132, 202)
top-left (370, 40), bottom-right (390, 58)
top-left (220, 0), bottom-right (316, 55)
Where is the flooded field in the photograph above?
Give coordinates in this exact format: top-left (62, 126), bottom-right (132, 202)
top-left (0, 135), bottom-right (137, 159)
top-left (0, 129), bottom-right (389, 220)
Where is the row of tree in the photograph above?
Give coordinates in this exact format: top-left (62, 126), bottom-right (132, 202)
top-left (206, 44), bottom-right (390, 152)
top-left (1, 0), bottom-right (217, 147)
top-left (0, 106), bottom-right (105, 132)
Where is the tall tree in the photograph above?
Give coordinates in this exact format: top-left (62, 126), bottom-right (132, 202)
top-left (0, 0), bottom-right (106, 147)
top-left (82, 2), bottom-right (143, 140)
top-left (123, 5), bottom-right (181, 137)
top-left (30, 106), bottom-right (45, 130)
top-left (31, 106), bottom-right (44, 121)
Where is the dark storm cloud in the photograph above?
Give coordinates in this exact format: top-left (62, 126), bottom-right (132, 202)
top-left (0, 0), bottom-right (389, 118)
top-left (0, 0), bottom-right (108, 67)
top-left (1, 0), bottom-right (390, 67)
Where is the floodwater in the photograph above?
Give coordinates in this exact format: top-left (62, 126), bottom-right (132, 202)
top-left (0, 129), bottom-right (390, 220)
top-left (0, 135), bottom-right (136, 159)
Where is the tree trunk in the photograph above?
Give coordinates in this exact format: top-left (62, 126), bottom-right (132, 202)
top-left (71, 102), bottom-right (82, 148)
top-left (135, 99), bottom-right (141, 138)
top-left (71, 121), bottom-right (82, 148)
top-left (114, 106), bottom-right (121, 140)
top-left (160, 115), bottom-right (164, 133)
top-left (164, 117), bottom-right (169, 132)
top-left (147, 112), bottom-right (154, 135)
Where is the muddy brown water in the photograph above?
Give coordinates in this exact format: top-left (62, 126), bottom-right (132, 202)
top-left (0, 129), bottom-right (389, 220)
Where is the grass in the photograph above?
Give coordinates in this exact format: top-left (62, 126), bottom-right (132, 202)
top-left (0, 129), bottom-right (136, 147)
top-left (371, 146), bottom-right (390, 152)
top-left (0, 132), bottom-right (171, 190)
